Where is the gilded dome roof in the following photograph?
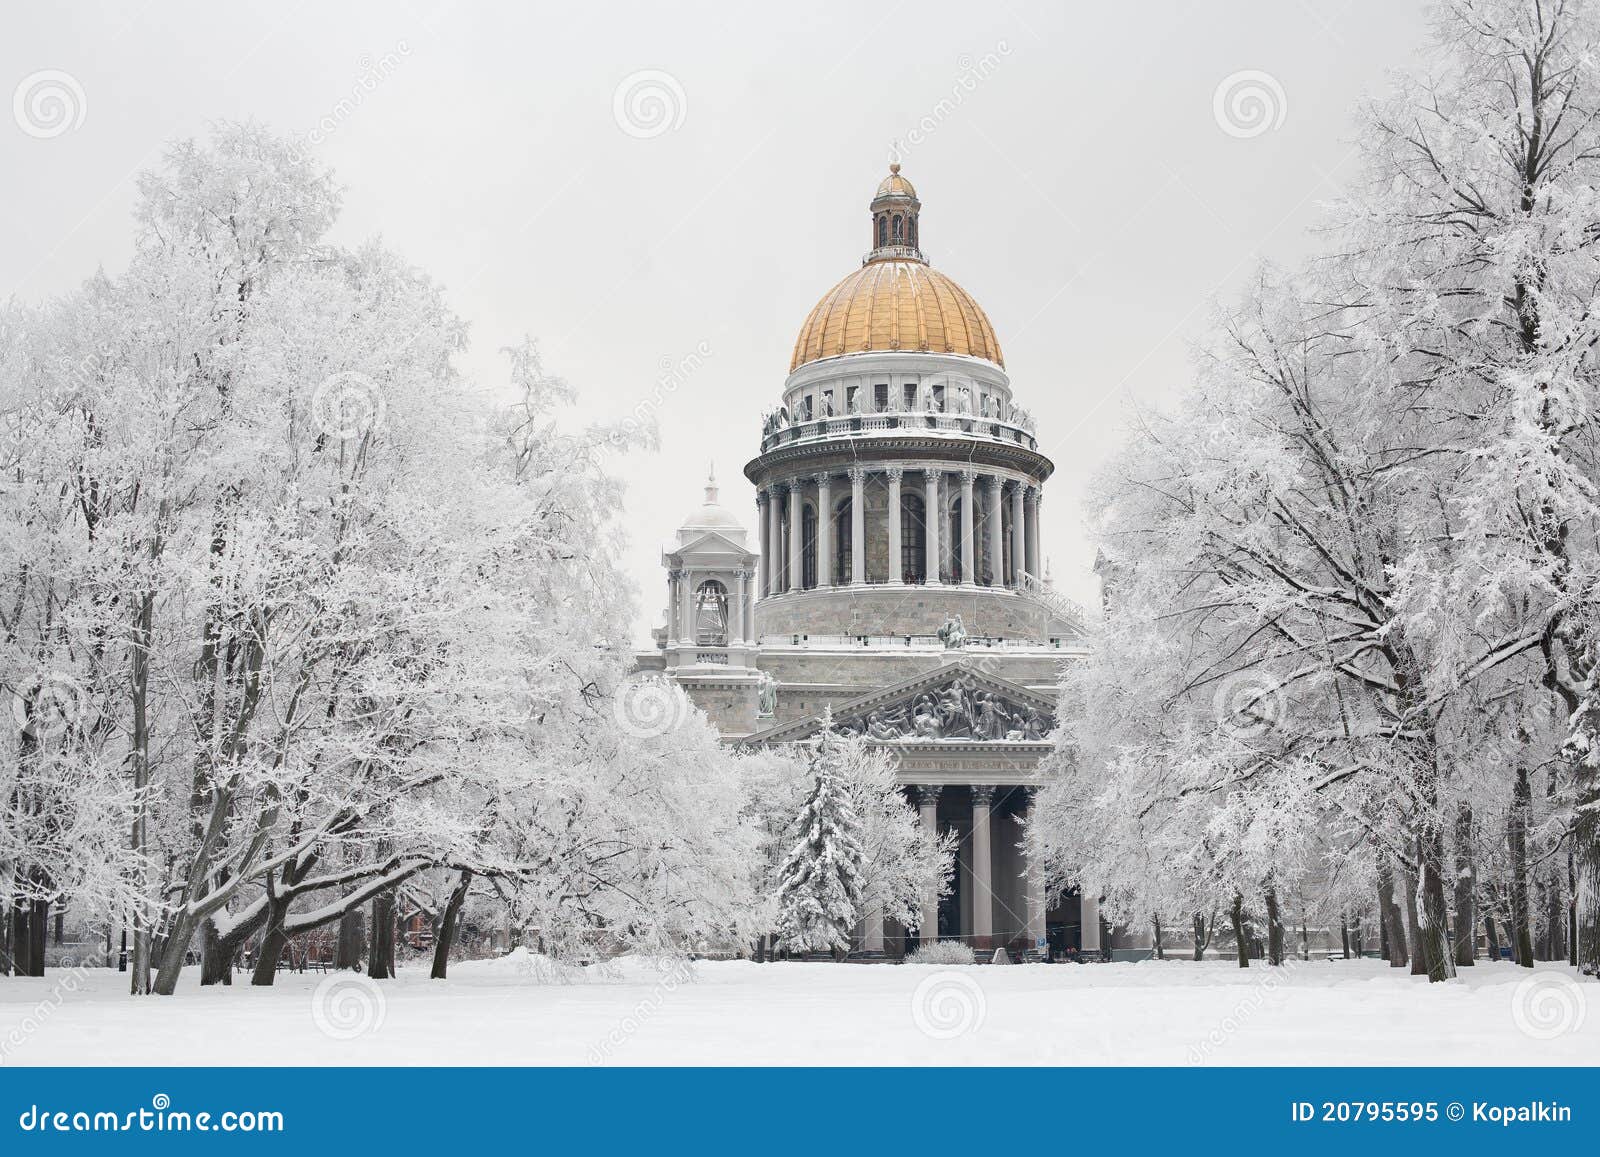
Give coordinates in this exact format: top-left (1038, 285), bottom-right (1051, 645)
top-left (875, 164), bottom-right (917, 200)
top-left (790, 259), bottom-right (1004, 372)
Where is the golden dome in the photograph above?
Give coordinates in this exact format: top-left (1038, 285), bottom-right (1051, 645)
top-left (875, 163), bottom-right (917, 200)
top-left (790, 259), bottom-right (1004, 372)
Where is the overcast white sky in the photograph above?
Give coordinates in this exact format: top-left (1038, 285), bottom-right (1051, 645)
top-left (3, 0), bottom-right (1434, 642)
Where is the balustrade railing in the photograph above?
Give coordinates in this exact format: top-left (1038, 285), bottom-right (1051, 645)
top-left (760, 409), bottom-right (1039, 454)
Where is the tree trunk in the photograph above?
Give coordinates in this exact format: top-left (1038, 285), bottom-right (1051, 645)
top-left (1377, 861), bottom-right (1408, 969)
top-left (430, 870), bottom-right (472, 980)
top-left (1570, 850), bottom-right (1580, 968)
top-left (28, 897), bottom-right (47, 976)
top-left (1151, 914), bottom-right (1164, 961)
top-left (1509, 766), bottom-right (1535, 968)
top-left (129, 588), bottom-right (156, 996)
top-left (1453, 801), bottom-right (1475, 967)
top-left (251, 885), bottom-right (295, 987)
top-left (1230, 893), bottom-right (1249, 969)
top-left (335, 908), bottom-right (365, 970)
top-left (1263, 887), bottom-right (1284, 965)
top-left (1351, 915), bottom-right (1363, 958)
top-left (1340, 915), bottom-right (1351, 959)
top-left (1191, 912), bottom-right (1208, 961)
top-left (368, 890), bottom-right (396, 979)
top-left (1400, 862), bottom-right (1428, 976)
top-left (1415, 829), bottom-right (1457, 982)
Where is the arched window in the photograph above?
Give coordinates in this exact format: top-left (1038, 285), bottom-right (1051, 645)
top-left (877, 215), bottom-right (888, 247)
top-left (901, 493), bottom-right (926, 584)
top-left (801, 503), bottom-right (818, 590)
top-left (834, 496), bottom-right (853, 585)
top-left (694, 580), bottom-right (729, 646)
top-left (908, 215), bottom-right (917, 248)
top-left (892, 214), bottom-right (904, 243)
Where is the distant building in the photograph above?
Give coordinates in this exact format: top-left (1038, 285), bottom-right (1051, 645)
top-left (638, 166), bottom-right (1112, 959)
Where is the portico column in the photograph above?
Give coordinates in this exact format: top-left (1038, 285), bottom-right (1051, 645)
top-left (849, 467), bottom-right (866, 586)
top-left (745, 575), bottom-right (757, 643)
top-left (730, 568), bottom-right (745, 645)
top-left (1024, 486), bottom-right (1041, 582)
top-left (959, 469), bottom-right (976, 586)
top-left (787, 481), bottom-right (802, 593)
top-left (916, 786), bottom-right (942, 943)
top-left (1080, 891), bottom-right (1101, 956)
top-left (1024, 788), bottom-right (1046, 954)
top-left (985, 475), bottom-right (1004, 587)
top-left (922, 468), bottom-right (940, 585)
top-left (971, 785), bottom-right (995, 950)
top-left (815, 473), bottom-right (833, 587)
top-left (1009, 481), bottom-right (1026, 589)
top-left (885, 465), bottom-right (903, 584)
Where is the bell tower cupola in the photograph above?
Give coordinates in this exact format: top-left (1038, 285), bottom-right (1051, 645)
top-left (867, 162), bottom-right (924, 264)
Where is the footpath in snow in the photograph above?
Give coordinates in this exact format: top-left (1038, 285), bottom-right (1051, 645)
top-left (0, 953), bottom-right (1591, 1067)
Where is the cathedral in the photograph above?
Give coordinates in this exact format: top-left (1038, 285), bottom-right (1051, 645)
top-left (637, 165), bottom-right (1104, 960)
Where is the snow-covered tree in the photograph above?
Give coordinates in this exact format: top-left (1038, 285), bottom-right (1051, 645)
top-left (773, 719), bottom-right (868, 955)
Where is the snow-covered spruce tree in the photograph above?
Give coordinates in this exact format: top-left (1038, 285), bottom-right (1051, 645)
top-left (773, 716), bottom-right (868, 956)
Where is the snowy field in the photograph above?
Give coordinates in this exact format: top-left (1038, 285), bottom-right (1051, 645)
top-left (0, 953), bottom-right (1592, 1067)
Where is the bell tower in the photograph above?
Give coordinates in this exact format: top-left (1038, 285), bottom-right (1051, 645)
top-left (867, 162), bottom-right (924, 263)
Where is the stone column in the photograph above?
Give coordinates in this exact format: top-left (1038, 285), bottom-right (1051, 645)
top-left (1010, 481), bottom-right (1026, 589)
top-left (746, 573), bottom-right (757, 643)
top-left (730, 568), bottom-right (745, 644)
top-left (916, 785), bottom-right (942, 943)
top-left (1080, 891), bottom-right (1101, 955)
top-left (971, 785), bottom-right (995, 950)
top-left (787, 481), bottom-right (802, 593)
top-left (666, 569), bottom-right (681, 646)
top-left (815, 473), bottom-right (833, 587)
top-left (766, 489), bottom-right (783, 596)
top-left (1024, 788), bottom-right (1046, 954)
top-left (986, 475), bottom-right (1004, 587)
top-left (885, 465), bottom-right (903, 584)
top-left (756, 493), bottom-right (770, 597)
top-left (923, 468), bottom-right (940, 585)
top-left (681, 570), bottom-right (696, 644)
top-left (959, 469), bottom-right (976, 586)
top-left (1024, 486), bottom-right (1041, 582)
top-left (849, 467), bottom-right (867, 586)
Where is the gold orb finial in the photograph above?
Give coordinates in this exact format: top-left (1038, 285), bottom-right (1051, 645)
top-left (889, 161), bottom-right (901, 174)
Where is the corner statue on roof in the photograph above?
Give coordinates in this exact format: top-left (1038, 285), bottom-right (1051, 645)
top-left (937, 613), bottom-right (967, 649)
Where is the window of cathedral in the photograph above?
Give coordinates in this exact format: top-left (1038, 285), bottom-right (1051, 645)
top-left (834, 496), bottom-right (853, 585)
top-left (901, 494), bottom-right (926, 583)
top-left (874, 383), bottom-right (889, 412)
top-left (801, 503), bottom-right (818, 589)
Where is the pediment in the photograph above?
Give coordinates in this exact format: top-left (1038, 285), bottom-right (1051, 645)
top-left (667, 529), bottom-right (755, 560)
top-left (748, 658), bottom-right (1056, 746)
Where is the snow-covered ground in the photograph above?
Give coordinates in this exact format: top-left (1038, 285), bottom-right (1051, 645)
top-left (1, 953), bottom-right (1591, 1066)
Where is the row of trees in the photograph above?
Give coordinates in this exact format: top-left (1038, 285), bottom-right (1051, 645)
top-left (0, 124), bottom-right (943, 992)
top-left (1032, 0), bottom-right (1599, 981)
